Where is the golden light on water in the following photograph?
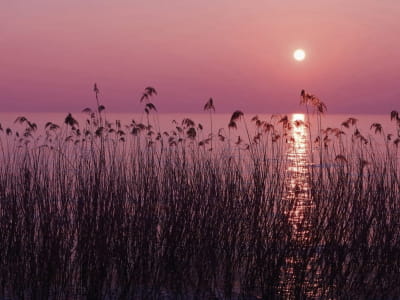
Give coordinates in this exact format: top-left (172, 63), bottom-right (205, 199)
top-left (292, 113), bottom-right (305, 122)
top-left (284, 113), bottom-right (315, 297)
top-left (286, 113), bottom-right (311, 236)
top-left (289, 113), bottom-right (307, 171)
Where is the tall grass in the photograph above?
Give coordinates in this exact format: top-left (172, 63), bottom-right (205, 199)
top-left (0, 89), bottom-right (399, 299)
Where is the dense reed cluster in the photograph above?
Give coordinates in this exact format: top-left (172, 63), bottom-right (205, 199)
top-left (0, 88), bottom-right (399, 299)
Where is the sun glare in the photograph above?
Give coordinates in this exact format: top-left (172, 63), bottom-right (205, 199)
top-left (292, 113), bottom-right (305, 122)
top-left (293, 49), bottom-right (306, 61)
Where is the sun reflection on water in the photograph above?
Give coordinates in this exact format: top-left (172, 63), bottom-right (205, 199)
top-left (286, 113), bottom-right (311, 233)
top-left (283, 113), bottom-right (318, 298)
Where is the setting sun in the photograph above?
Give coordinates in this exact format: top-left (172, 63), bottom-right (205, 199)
top-left (293, 49), bottom-right (306, 61)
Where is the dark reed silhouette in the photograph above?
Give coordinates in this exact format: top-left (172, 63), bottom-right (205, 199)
top-left (0, 88), bottom-right (399, 299)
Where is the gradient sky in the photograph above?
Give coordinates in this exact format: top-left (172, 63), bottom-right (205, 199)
top-left (1, 0), bottom-right (399, 113)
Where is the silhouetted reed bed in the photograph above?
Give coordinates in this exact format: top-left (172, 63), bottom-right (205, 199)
top-left (0, 89), bottom-right (399, 299)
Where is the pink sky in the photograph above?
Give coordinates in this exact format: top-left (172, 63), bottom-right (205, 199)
top-left (1, 0), bottom-right (399, 113)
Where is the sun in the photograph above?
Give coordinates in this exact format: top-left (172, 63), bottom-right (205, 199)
top-left (293, 49), bottom-right (306, 61)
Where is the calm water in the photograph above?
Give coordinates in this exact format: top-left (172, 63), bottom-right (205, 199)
top-left (1, 111), bottom-right (399, 298)
top-left (0, 112), bottom-right (397, 137)
top-left (2, 111), bottom-right (396, 236)
top-left (1, 111), bottom-right (397, 165)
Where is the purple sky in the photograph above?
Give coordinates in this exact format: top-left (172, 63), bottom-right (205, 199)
top-left (1, 0), bottom-right (399, 113)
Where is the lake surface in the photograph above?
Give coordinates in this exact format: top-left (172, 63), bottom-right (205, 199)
top-left (1, 111), bottom-right (399, 299)
top-left (0, 112), bottom-right (396, 133)
top-left (1, 112), bottom-right (398, 155)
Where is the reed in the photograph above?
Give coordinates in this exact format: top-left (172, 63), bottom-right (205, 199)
top-left (0, 89), bottom-right (399, 299)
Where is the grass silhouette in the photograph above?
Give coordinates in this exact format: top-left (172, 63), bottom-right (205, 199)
top-left (0, 88), bottom-right (399, 299)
